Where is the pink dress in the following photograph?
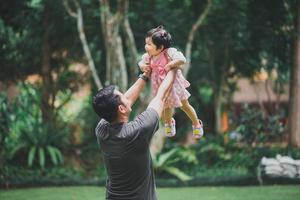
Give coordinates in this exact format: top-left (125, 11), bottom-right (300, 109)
top-left (144, 48), bottom-right (191, 108)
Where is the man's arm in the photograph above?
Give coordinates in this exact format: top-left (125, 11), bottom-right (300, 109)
top-left (124, 72), bottom-right (150, 107)
top-left (147, 69), bottom-right (176, 117)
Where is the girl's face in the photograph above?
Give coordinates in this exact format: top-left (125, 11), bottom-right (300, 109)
top-left (145, 37), bottom-right (164, 56)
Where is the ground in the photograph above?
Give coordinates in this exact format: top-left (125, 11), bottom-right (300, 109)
top-left (1, 185), bottom-right (299, 200)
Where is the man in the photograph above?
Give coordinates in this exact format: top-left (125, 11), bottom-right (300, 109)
top-left (92, 69), bottom-right (176, 200)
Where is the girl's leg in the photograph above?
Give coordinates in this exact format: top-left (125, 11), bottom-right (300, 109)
top-left (180, 99), bottom-right (200, 126)
top-left (162, 107), bottom-right (176, 137)
top-left (162, 107), bottom-right (173, 124)
top-left (180, 99), bottom-right (204, 139)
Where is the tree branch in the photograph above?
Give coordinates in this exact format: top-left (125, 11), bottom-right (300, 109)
top-left (184, 0), bottom-right (212, 77)
top-left (122, 4), bottom-right (138, 82)
top-left (64, 0), bottom-right (103, 89)
top-left (63, 0), bottom-right (77, 18)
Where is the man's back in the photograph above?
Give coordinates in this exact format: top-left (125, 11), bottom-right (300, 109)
top-left (96, 108), bottom-right (159, 200)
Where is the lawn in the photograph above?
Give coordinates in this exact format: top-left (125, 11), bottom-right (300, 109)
top-left (0, 185), bottom-right (299, 200)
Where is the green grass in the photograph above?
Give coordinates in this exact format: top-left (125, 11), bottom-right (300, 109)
top-left (0, 185), bottom-right (299, 200)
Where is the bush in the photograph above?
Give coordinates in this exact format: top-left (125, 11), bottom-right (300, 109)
top-left (0, 84), bottom-right (69, 169)
top-left (233, 104), bottom-right (286, 145)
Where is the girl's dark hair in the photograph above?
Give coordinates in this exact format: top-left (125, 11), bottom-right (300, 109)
top-left (146, 25), bottom-right (172, 49)
top-left (92, 85), bottom-right (122, 123)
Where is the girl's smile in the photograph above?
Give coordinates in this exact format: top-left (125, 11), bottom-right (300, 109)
top-left (145, 37), bottom-right (164, 56)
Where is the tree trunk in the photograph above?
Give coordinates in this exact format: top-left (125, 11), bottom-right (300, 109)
top-left (214, 88), bottom-right (222, 134)
top-left (288, 0), bottom-right (300, 148)
top-left (41, 1), bottom-right (53, 123)
top-left (184, 0), bottom-right (212, 77)
top-left (99, 0), bottom-right (128, 91)
top-left (122, 17), bottom-right (138, 82)
top-left (211, 41), bottom-right (230, 134)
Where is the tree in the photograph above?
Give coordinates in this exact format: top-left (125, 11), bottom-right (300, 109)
top-left (0, 0), bottom-right (82, 123)
top-left (288, 0), bottom-right (300, 148)
top-left (63, 0), bottom-right (103, 89)
top-left (99, 0), bottom-right (128, 91)
top-left (184, 0), bottom-right (212, 77)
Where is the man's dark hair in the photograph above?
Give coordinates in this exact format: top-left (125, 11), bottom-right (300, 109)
top-left (92, 85), bottom-right (122, 123)
top-left (146, 25), bottom-right (172, 50)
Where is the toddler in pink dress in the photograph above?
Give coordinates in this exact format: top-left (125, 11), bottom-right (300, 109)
top-left (139, 25), bottom-right (204, 139)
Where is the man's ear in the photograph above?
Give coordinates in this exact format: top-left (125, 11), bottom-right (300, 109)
top-left (118, 104), bottom-right (126, 114)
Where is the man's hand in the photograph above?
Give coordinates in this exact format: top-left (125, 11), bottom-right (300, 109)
top-left (139, 61), bottom-right (151, 74)
top-left (143, 65), bottom-right (151, 78)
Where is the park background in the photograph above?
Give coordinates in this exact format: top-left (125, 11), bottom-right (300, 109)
top-left (1, 0), bottom-right (300, 199)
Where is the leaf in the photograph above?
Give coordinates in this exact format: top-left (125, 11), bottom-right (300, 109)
top-left (47, 146), bottom-right (58, 165)
top-left (39, 147), bottom-right (45, 168)
top-left (8, 143), bottom-right (26, 159)
top-left (28, 146), bottom-right (36, 167)
top-left (164, 166), bottom-right (193, 181)
top-left (27, 0), bottom-right (43, 9)
top-left (54, 147), bottom-right (64, 164)
top-left (156, 148), bottom-right (179, 167)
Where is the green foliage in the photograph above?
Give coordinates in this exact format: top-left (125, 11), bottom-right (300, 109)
top-left (153, 147), bottom-right (198, 181)
top-left (1, 84), bottom-right (68, 169)
top-left (189, 131), bottom-right (300, 176)
top-left (197, 85), bottom-right (213, 104)
top-left (0, 94), bottom-right (11, 148)
top-left (1, 165), bottom-right (83, 182)
top-left (27, 0), bottom-right (43, 9)
top-left (233, 104), bottom-right (286, 145)
top-left (192, 135), bottom-right (233, 168)
top-left (0, 0), bottom-right (80, 80)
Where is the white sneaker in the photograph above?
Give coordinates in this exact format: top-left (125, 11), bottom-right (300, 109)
top-left (192, 120), bottom-right (204, 139)
top-left (165, 118), bottom-right (176, 137)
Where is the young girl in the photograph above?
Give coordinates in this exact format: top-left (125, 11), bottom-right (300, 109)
top-left (138, 25), bottom-right (204, 139)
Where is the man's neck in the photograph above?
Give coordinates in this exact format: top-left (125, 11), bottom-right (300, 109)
top-left (112, 115), bottom-right (128, 124)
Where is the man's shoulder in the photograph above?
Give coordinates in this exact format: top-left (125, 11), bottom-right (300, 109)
top-left (136, 108), bottom-right (159, 122)
top-left (95, 119), bottom-right (109, 137)
top-left (130, 108), bottom-right (159, 130)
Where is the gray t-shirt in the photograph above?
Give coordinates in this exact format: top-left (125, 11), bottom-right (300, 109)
top-left (95, 108), bottom-right (159, 200)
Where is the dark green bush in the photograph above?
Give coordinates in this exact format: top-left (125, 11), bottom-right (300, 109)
top-left (233, 104), bottom-right (286, 145)
top-left (0, 84), bottom-right (69, 169)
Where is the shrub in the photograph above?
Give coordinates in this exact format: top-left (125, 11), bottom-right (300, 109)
top-left (233, 104), bottom-right (286, 145)
top-left (1, 84), bottom-right (69, 169)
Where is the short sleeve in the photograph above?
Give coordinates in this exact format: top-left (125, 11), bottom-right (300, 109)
top-left (95, 119), bottom-right (109, 145)
top-left (167, 48), bottom-right (186, 63)
top-left (127, 108), bottom-right (159, 142)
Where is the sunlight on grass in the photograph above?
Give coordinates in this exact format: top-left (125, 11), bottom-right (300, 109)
top-left (0, 185), bottom-right (299, 200)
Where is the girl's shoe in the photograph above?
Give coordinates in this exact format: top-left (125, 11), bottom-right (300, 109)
top-left (165, 118), bottom-right (176, 137)
top-left (192, 120), bottom-right (204, 139)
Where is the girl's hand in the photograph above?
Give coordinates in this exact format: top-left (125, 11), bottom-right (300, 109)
top-left (140, 63), bottom-right (151, 73)
top-left (165, 60), bottom-right (184, 72)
